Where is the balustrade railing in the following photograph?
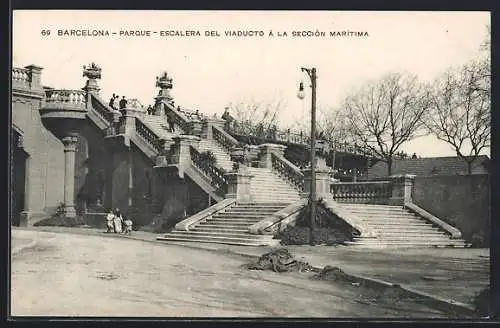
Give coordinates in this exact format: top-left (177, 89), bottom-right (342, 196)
top-left (190, 146), bottom-right (228, 194)
top-left (270, 152), bottom-right (304, 191)
top-left (135, 118), bottom-right (162, 152)
top-left (212, 125), bottom-right (238, 153)
top-left (90, 95), bottom-right (115, 124)
top-left (330, 181), bottom-right (391, 204)
top-left (169, 106), bottom-right (192, 133)
top-left (45, 89), bottom-right (86, 107)
top-left (12, 68), bottom-right (31, 87)
top-left (227, 123), bottom-right (376, 158)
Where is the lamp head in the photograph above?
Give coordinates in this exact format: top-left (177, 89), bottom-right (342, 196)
top-left (297, 81), bottom-right (305, 99)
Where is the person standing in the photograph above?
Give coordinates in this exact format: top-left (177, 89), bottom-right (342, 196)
top-left (109, 94), bottom-right (117, 109)
top-left (119, 96), bottom-right (127, 110)
top-left (113, 208), bottom-right (123, 233)
top-left (167, 111), bottom-right (175, 132)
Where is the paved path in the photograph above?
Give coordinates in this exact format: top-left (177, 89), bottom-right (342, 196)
top-left (11, 228), bottom-right (451, 318)
top-left (13, 227), bottom-right (489, 310)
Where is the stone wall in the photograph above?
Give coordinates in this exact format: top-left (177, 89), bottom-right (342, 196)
top-left (12, 93), bottom-right (65, 220)
top-left (412, 174), bottom-right (490, 246)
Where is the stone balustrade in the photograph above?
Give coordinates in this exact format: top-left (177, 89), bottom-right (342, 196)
top-left (270, 151), bottom-right (305, 191)
top-left (135, 118), bottom-right (163, 152)
top-left (45, 89), bottom-right (87, 108)
top-left (330, 181), bottom-right (392, 204)
top-left (212, 125), bottom-right (239, 153)
top-left (12, 67), bottom-right (31, 87)
top-left (189, 145), bottom-right (228, 194)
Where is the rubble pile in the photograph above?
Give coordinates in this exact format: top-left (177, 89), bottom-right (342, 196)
top-left (245, 248), bottom-right (314, 273)
top-left (312, 265), bottom-right (357, 283)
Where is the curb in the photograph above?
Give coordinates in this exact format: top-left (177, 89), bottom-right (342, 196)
top-left (12, 240), bottom-right (37, 255)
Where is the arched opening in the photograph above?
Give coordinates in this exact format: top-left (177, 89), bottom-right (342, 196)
top-left (11, 130), bottom-right (28, 226)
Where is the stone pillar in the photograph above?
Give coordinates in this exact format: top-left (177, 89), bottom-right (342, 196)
top-left (62, 135), bottom-right (78, 218)
top-left (258, 143), bottom-right (287, 168)
top-left (301, 168), bottom-right (332, 200)
top-left (170, 135), bottom-right (201, 176)
top-left (25, 65), bottom-right (43, 91)
top-left (225, 171), bottom-right (254, 202)
top-left (388, 174), bottom-right (416, 206)
top-left (189, 119), bottom-right (203, 137)
top-left (120, 108), bottom-right (142, 136)
top-left (201, 118), bottom-right (226, 139)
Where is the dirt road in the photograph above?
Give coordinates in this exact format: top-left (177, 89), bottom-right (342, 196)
top-left (11, 230), bottom-right (449, 318)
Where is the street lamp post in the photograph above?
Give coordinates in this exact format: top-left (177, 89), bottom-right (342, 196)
top-left (297, 67), bottom-right (317, 245)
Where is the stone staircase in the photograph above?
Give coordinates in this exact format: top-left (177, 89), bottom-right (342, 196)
top-left (157, 203), bottom-right (286, 246)
top-left (340, 204), bottom-right (469, 248)
top-left (197, 139), bottom-right (233, 171)
top-left (247, 167), bottom-right (301, 203)
top-left (140, 114), bottom-right (177, 139)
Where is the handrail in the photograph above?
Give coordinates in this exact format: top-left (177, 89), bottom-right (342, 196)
top-left (212, 125), bottom-right (239, 153)
top-left (45, 89), bottom-right (86, 108)
top-left (135, 118), bottom-right (163, 153)
top-left (270, 152), bottom-right (304, 191)
top-left (190, 146), bottom-right (228, 194)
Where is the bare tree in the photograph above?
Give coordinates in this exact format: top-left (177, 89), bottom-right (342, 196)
top-left (425, 57), bottom-right (490, 175)
top-left (342, 72), bottom-right (429, 176)
top-left (226, 93), bottom-right (285, 138)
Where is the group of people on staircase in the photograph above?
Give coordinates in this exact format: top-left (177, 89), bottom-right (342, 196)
top-left (106, 208), bottom-right (133, 235)
top-left (109, 94), bottom-right (129, 110)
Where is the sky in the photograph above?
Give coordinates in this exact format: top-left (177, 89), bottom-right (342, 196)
top-left (12, 10), bottom-right (490, 157)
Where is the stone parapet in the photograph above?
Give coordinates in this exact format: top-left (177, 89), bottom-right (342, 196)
top-left (225, 171), bottom-right (254, 202)
top-left (258, 143), bottom-right (287, 169)
top-left (388, 174), bottom-right (416, 206)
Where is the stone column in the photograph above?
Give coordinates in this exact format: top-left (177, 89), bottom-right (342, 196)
top-left (170, 135), bottom-right (201, 177)
top-left (388, 174), bottom-right (416, 206)
top-left (62, 135), bottom-right (78, 218)
top-left (301, 168), bottom-right (331, 200)
top-left (258, 143), bottom-right (287, 168)
top-left (225, 171), bottom-right (254, 202)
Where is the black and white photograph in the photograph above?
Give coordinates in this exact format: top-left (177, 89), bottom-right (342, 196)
top-left (10, 10), bottom-right (491, 318)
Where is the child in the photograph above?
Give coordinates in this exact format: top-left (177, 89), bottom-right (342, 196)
top-left (106, 209), bottom-right (114, 233)
top-left (123, 217), bottom-right (133, 235)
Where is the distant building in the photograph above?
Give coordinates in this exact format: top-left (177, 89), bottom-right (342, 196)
top-left (366, 155), bottom-right (490, 179)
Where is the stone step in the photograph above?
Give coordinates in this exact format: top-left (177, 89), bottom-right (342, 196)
top-left (355, 236), bottom-right (456, 242)
top-left (193, 226), bottom-right (249, 233)
top-left (348, 211), bottom-right (419, 217)
top-left (167, 230), bottom-right (267, 240)
top-left (357, 219), bottom-right (428, 224)
top-left (212, 215), bottom-right (269, 221)
top-left (345, 242), bottom-right (468, 249)
top-left (220, 209), bottom-right (280, 215)
top-left (370, 227), bottom-right (442, 232)
top-left (237, 202), bottom-right (291, 206)
top-left (340, 206), bottom-right (406, 212)
top-left (157, 235), bottom-right (279, 247)
top-left (197, 224), bottom-right (256, 230)
top-left (360, 222), bottom-right (432, 227)
top-left (205, 219), bottom-right (261, 225)
top-left (375, 232), bottom-right (448, 238)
